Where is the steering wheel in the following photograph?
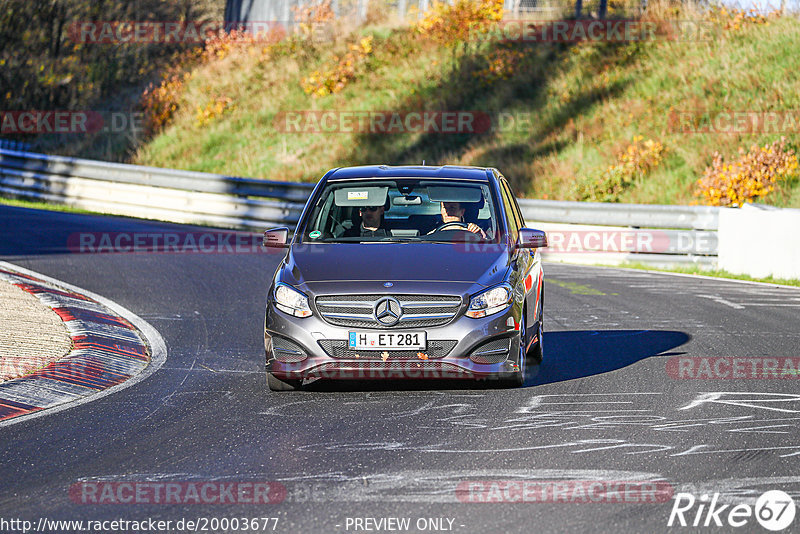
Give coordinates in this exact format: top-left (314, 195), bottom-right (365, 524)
top-left (431, 221), bottom-right (472, 233)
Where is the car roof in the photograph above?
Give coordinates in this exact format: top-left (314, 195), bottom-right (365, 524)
top-left (324, 165), bottom-right (494, 182)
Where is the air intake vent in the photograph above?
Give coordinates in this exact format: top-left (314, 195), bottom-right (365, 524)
top-left (469, 337), bottom-right (511, 364)
top-left (318, 339), bottom-right (457, 359)
top-left (272, 337), bottom-right (307, 363)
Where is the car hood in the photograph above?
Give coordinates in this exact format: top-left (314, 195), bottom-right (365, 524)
top-left (282, 242), bottom-right (509, 293)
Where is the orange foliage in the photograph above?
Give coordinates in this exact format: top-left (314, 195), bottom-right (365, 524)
top-left (140, 71), bottom-right (190, 136)
top-left (695, 138), bottom-right (798, 207)
top-left (706, 6), bottom-right (778, 31)
top-left (292, 0), bottom-right (335, 40)
top-left (474, 46), bottom-right (525, 86)
top-left (140, 27), bottom-right (285, 136)
top-left (301, 36), bottom-right (374, 97)
top-left (573, 137), bottom-right (666, 201)
top-left (416, 0), bottom-right (504, 45)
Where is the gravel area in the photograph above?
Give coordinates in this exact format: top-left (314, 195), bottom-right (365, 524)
top-left (0, 279), bottom-right (72, 382)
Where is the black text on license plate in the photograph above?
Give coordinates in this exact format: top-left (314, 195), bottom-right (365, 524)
top-left (348, 331), bottom-right (426, 350)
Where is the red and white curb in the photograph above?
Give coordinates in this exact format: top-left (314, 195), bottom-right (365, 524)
top-left (0, 261), bottom-right (166, 426)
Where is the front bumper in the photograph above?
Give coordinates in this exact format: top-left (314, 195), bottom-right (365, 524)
top-left (265, 301), bottom-right (523, 381)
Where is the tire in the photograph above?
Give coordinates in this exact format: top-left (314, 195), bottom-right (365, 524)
top-left (267, 372), bottom-right (302, 392)
top-left (527, 293), bottom-right (544, 364)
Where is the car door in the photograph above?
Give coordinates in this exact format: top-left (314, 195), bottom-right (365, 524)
top-left (498, 176), bottom-right (537, 338)
top-left (496, 176), bottom-right (525, 322)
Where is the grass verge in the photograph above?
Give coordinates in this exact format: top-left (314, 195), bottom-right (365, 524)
top-left (0, 197), bottom-right (98, 216)
top-left (615, 261), bottom-right (800, 287)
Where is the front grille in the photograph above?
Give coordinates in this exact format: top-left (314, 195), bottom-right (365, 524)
top-left (469, 337), bottom-right (512, 364)
top-left (272, 337), bottom-right (308, 363)
top-left (316, 294), bottom-right (462, 329)
top-left (318, 339), bottom-right (457, 359)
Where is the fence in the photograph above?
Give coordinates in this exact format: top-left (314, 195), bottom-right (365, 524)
top-left (0, 147), bottom-right (721, 269)
top-left (225, 0), bottom-right (424, 24)
top-left (225, 0), bottom-right (589, 25)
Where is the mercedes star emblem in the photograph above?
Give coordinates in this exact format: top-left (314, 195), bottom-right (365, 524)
top-left (374, 297), bottom-right (402, 326)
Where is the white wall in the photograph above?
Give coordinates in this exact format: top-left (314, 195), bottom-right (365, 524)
top-left (718, 204), bottom-right (800, 280)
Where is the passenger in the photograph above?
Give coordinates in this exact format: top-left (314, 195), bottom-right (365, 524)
top-left (436, 202), bottom-right (486, 238)
top-left (344, 204), bottom-right (388, 238)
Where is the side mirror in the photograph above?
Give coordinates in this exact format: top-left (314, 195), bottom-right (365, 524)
top-left (263, 227), bottom-right (290, 248)
top-left (517, 228), bottom-right (547, 249)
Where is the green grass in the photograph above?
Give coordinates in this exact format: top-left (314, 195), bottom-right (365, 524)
top-left (615, 261), bottom-right (800, 287)
top-left (124, 8), bottom-right (800, 207)
top-left (546, 278), bottom-right (608, 295)
top-left (0, 196), bottom-right (98, 215)
top-left (0, 195), bottom-right (246, 230)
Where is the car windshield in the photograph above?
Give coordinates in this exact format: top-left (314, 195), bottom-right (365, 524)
top-left (302, 179), bottom-right (500, 243)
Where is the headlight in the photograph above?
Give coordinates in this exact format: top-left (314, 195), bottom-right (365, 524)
top-left (466, 284), bottom-right (512, 318)
top-left (274, 283), bottom-right (312, 318)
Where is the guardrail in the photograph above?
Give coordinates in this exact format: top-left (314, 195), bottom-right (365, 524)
top-left (0, 148), bottom-right (312, 230)
top-left (518, 199), bottom-right (719, 267)
top-left (517, 199), bottom-right (718, 230)
top-left (0, 147), bottom-right (718, 268)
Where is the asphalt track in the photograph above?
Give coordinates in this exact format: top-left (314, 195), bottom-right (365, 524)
top-left (1, 204), bottom-right (799, 533)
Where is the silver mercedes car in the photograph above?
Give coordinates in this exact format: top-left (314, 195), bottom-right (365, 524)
top-left (262, 165), bottom-right (546, 390)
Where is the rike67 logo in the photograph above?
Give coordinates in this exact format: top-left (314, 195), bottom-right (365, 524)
top-left (668, 490), bottom-right (796, 531)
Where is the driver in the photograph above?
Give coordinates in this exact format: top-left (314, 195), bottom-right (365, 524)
top-left (344, 204), bottom-right (388, 238)
top-left (434, 202), bottom-right (486, 238)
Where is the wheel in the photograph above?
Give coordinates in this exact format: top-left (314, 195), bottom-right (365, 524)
top-left (527, 293), bottom-right (544, 364)
top-left (267, 372), bottom-right (302, 391)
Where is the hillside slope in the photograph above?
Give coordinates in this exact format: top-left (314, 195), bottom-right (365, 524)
top-left (133, 6), bottom-right (800, 206)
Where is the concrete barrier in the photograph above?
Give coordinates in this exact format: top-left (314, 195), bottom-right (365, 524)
top-left (718, 204), bottom-right (800, 280)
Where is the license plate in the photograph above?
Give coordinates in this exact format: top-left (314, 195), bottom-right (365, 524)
top-left (348, 331), bottom-right (427, 350)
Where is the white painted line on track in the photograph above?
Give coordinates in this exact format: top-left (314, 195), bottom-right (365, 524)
top-left (0, 261), bottom-right (167, 427)
top-left (696, 294), bottom-right (746, 310)
top-left (744, 303), bottom-right (800, 306)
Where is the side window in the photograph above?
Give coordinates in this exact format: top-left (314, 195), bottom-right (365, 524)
top-left (502, 178), bottom-right (526, 228)
top-left (309, 192), bottom-right (334, 236)
top-left (497, 179), bottom-right (519, 240)
top-left (500, 179), bottom-right (523, 233)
